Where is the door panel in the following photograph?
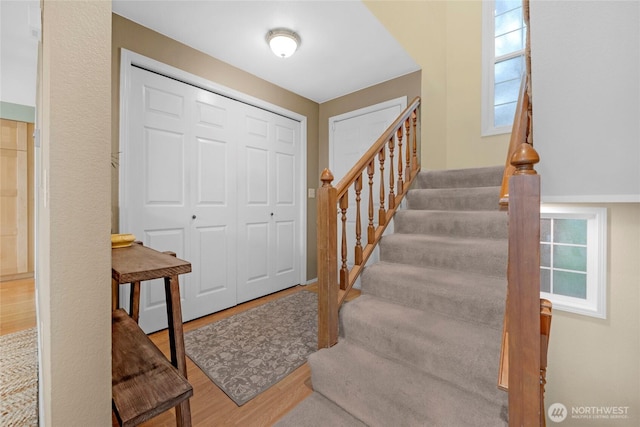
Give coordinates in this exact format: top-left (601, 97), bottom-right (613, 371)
top-left (276, 152), bottom-right (295, 204)
top-left (276, 220), bottom-right (295, 275)
top-left (246, 146), bottom-right (269, 204)
top-left (144, 128), bottom-right (185, 205)
top-left (246, 223), bottom-right (269, 282)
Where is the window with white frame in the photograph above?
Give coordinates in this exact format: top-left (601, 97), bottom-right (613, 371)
top-left (540, 205), bottom-right (607, 318)
top-left (482, 0), bottom-right (526, 136)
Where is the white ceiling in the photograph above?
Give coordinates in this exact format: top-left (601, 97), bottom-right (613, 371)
top-left (0, 1), bottom-right (420, 107)
top-left (111, 0), bottom-right (420, 103)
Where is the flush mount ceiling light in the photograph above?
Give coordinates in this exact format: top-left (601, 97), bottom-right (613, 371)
top-left (266, 28), bottom-right (300, 58)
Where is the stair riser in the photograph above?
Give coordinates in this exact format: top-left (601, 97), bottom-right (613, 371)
top-left (379, 236), bottom-right (508, 278)
top-left (394, 210), bottom-right (508, 239)
top-left (407, 187), bottom-right (502, 211)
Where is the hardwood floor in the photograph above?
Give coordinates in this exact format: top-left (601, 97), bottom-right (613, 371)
top-left (0, 277), bottom-right (36, 335)
top-left (0, 277), bottom-right (360, 426)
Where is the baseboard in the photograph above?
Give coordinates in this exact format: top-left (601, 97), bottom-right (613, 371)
top-left (0, 272), bottom-right (34, 282)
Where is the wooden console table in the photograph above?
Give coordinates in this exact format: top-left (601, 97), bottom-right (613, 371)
top-left (111, 242), bottom-right (193, 427)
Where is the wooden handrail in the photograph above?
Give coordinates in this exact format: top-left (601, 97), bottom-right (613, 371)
top-left (317, 97), bottom-right (421, 349)
top-left (499, 74), bottom-right (530, 205)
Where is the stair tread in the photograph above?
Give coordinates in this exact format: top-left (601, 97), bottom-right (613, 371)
top-left (310, 340), bottom-right (507, 427)
top-left (274, 392), bottom-right (367, 427)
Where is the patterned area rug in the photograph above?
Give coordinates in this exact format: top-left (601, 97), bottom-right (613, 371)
top-left (185, 290), bottom-right (317, 406)
top-left (0, 328), bottom-right (38, 427)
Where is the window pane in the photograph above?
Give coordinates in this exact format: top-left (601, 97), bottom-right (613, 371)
top-left (554, 245), bottom-right (587, 272)
top-left (540, 268), bottom-right (551, 293)
top-left (540, 243), bottom-right (551, 267)
top-left (554, 219), bottom-right (587, 245)
top-left (495, 29), bottom-right (524, 57)
top-left (495, 7), bottom-right (523, 38)
top-left (554, 270), bottom-right (587, 299)
top-left (541, 218), bottom-right (551, 242)
top-left (495, 56), bottom-right (523, 84)
top-left (495, 78), bottom-right (521, 105)
top-left (495, 0), bottom-right (521, 16)
top-left (494, 102), bottom-right (517, 127)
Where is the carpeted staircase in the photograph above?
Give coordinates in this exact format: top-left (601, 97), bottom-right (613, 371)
top-left (276, 166), bottom-right (509, 426)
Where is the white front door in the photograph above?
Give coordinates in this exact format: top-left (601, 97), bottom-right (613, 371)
top-left (123, 65), bottom-right (302, 333)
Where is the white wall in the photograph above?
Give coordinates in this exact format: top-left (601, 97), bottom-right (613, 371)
top-left (531, 2), bottom-right (640, 424)
top-left (531, 0), bottom-right (640, 202)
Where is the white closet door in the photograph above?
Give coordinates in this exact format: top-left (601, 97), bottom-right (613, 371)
top-left (127, 67), bottom-right (191, 333)
top-left (185, 87), bottom-right (239, 320)
top-left (236, 105), bottom-right (300, 303)
top-left (124, 65), bottom-right (302, 332)
top-left (126, 67), bottom-right (237, 332)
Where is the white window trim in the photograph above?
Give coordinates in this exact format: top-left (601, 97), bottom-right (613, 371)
top-left (481, 0), bottom-right (523, 137)
top-left (540, 205), bottom-right (607, 319)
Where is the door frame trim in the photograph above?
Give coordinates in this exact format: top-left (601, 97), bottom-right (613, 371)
top-left (118, 48), bottom-right (307, 291)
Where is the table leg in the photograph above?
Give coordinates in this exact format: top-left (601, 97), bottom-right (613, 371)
top-left (129, 281), bottom-right (141, 323)
top-left (164, 273), bottom-right (191, 427)
top-left (112, 278), bottom-right (119, 311)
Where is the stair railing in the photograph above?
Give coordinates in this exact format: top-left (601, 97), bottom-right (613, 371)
top-left (497, 1), bottom-right (553, 425)
top-left (317, 97), bottom-right (421, 349)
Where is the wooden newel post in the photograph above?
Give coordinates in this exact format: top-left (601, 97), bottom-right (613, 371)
top-left (317, 168), bottom-right (339, 349)
top-left (508, 143), bottom-right (542, 426)
top-left (511, 142), bottom-right (539, 175)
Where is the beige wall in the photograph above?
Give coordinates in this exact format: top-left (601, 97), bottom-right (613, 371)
top-left (317, 71), bottom-right (421, 177)
top-left (38, 1), bottom-right (112, 425)
top-left (111, 14), bottom-right (320, 281)
top-left (365, 1), bottom-right (510, 170)
top-left (445, 0), bottom-right (510, 169)
top-left (545, 203), bottom-right (640, 426)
